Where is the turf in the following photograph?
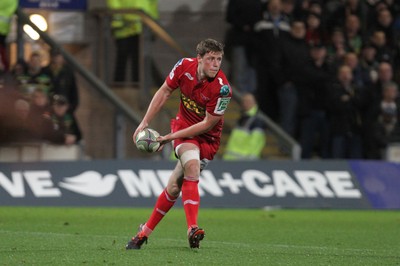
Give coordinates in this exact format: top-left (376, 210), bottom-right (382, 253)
top-left (0, 207), bottom-right (399, 265)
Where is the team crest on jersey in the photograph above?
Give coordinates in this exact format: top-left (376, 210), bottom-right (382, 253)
top-left (220, 85), bottom-right (230, 97)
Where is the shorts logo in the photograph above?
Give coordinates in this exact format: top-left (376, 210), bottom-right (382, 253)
top-left (214, 97), bottom-right (231, 115)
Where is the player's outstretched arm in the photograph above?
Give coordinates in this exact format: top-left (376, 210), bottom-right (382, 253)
top-left (157, 111), bottom-right (221, 145)
top-left (133, 82), bottom-right (173, 142)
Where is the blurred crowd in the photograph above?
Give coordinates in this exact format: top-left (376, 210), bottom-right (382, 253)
top-left (0, 49), bottom-right (82, 146)
top-left (2, 0), bottom-right (400, 161)
top-left (225, 0), bottom-right (400, 160)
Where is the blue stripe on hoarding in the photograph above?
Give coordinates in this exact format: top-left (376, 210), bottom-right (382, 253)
top-left (349, 160), bottom-right (400, 209)
top-left (19, 0), bottom-right (87, 10)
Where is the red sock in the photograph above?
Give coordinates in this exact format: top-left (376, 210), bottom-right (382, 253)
top-left (144, 189), bottom-right (177, 236)
top-left (181, 177), bottom-right (200, 229)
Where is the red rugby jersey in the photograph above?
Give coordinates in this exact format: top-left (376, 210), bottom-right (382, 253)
top-left (166, 57), bottom-right (232, 141)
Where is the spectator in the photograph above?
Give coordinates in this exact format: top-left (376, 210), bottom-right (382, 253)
top-left (4, 59), bottom-right (28, 92)
top-left (1, 99), bottom-right (44, 143)
top-left (299, 43), bottom-right (332, 159)
top-left (42, 49), bottom-right (79, 113)
top-left (223, 0), bottom-right (400, 161)
top-left (359, 42), bottom-right (380, 87)
top-left (308, 1), bottom-right (323, 16)
top-left (282, 0), bottom-right (296, 22)
top-left (305, 12), bottom-right (325, 46)
top-left (146, 0), bottom-right (159, 21)
top-left (44, 94), bottom-right (82, 145)
top-left (326, 28), bottom-right (350, 69)
top-left (369, 61), bottom-right (395, 101)
top-left (327, 65), bottom-right (366, 159)
top-left (324, 0), bottom-right (342, 16)
top-left (370, 7), bottom-right (400, 73)
top-left (279, 20), bottom-right (326, 137)
top-left (0, 0), bottom-right (18, 72)
top-left (106, 0), bottom-right (157, 83)
top-left (367, 81), bottom-right (400, 159)
top-left (223, 93), bottom-right (267, 160)
top-left (327, 0), bottom-right (368, 34)
top-left (29, 88), bottom-right (51, 118)
top-left (343, 52), bottom-right (365, 88)
top-left (10, 58), bottom-right (27, 78)
top-left (363, 61), bottom-right (397, 157)
top-left (254, 0), bottom-right (291, 121)
top-left (292, 0), bottom-right (309, 20)
top-left (107, 0), bottom-right (141, 83)
top-left (370, 30), bottom-right (394, 64)
top-left (344, 14), bottom-right (363, 54)
top-left (225, 0), bottom-right (262, 94)
top-left (293, 0), bottom-right (321, 21)
top-left (17, 52), bottom-right (51, 99)
top-left (366, 0), bottom-right (391, 29)
top-left (372, 8), bottom-right (398, 49)
top-left (10, 99), bottom-right (34, 140)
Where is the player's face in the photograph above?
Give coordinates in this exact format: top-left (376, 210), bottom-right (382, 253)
top-left (198, 51), bottom-right (223, 79)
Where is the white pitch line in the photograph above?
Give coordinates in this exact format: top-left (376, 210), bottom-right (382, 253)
top-left (0, 229), bottom-right (387, 254)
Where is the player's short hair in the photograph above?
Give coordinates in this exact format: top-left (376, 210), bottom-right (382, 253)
top-left (196, 38), bottom-right (224, 57)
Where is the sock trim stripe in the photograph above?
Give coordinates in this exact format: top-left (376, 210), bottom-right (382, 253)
top-left (156, 208), bottom-right (166, 216)
top-left (165, 191), bottom-right (177, 202)
top-left (183, 176), bottom-right (199, 182)
top-left (183, 199), bottom-right (199, 205)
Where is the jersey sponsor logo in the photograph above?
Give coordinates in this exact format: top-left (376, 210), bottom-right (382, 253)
top-left (181, 93), bottom-right (205, 116)
top-left (214, 97), bottom-right (231, 115)
top-left (184, 72), bottom-right (194, 80)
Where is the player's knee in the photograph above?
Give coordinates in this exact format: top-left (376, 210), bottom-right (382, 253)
top-left (184, 161), bottom-right (200, 178)
top-left (179, 149), bottom-right (199, 167)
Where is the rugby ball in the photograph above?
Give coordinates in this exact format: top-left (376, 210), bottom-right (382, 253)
top-left (135, 128), bottom-right (161, 153)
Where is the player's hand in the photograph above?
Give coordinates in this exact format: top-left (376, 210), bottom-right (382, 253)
top-left (157, 134), bottom-right (172, 146)
top-left (154, 135), bottom-right (171, 152)
top-left (132, 122), bottom-right (148, 143)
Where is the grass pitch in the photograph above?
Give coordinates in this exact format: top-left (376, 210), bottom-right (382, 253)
top-left (0, 207), bottom-right (399, 265)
